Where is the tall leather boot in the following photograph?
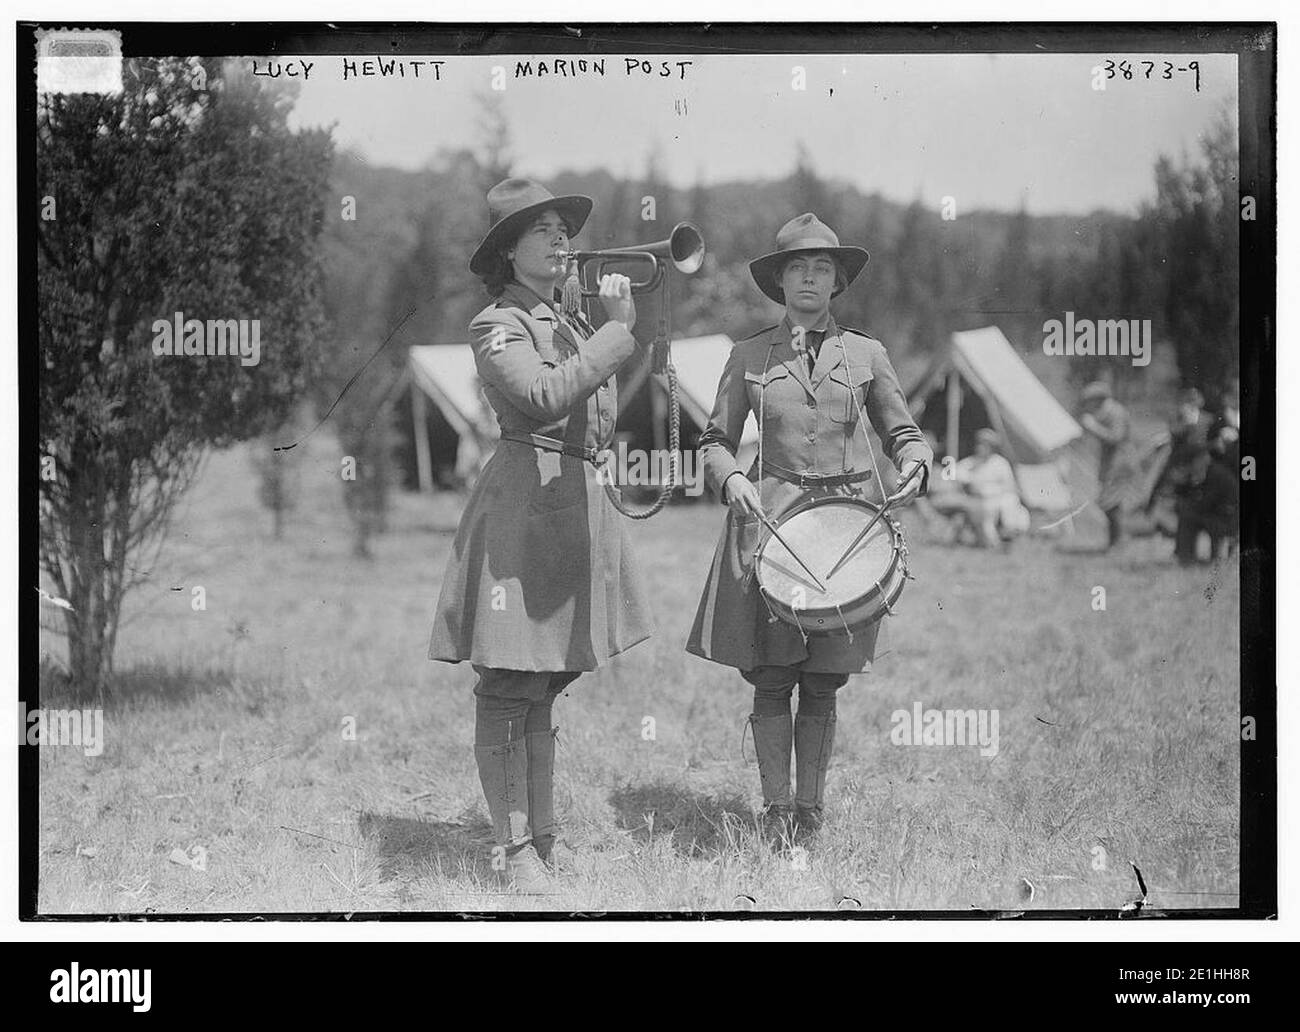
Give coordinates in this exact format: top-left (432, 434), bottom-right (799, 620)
top-left (474, 738), bottom-right (552, 894)
top-left (793, 712), bottom-right (837, 838)
top-left (526, 727), bottom-right (573, 869)
top-left (748, 713), bottom-right (794, 842)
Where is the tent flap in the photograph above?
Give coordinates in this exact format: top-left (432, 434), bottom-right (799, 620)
top-left (667, 335), bottom-right (758, 447)
top-left (409, 344), bottom-right (495, 442)
top-left (950, 327), bottom-right (1082, 458)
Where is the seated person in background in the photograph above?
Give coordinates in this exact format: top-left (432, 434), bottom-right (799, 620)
top-left (952, 428), bottom-right (1031, 547)
top-left (924, 428), bottom-right (1030, 547)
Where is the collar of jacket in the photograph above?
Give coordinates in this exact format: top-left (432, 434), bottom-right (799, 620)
top-left (500, 280), bottom-right (559, 320)
top-left (769, 312), bottom-right (845, 395)
top-left (499, 281), bottom-right (582, 348)
top-left (780, 311), bottom-right (832, 338)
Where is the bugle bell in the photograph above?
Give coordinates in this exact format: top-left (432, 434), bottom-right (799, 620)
top-left (557, 221), bottom-right (705, 295)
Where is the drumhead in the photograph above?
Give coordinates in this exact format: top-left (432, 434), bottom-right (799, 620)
top-left (756, 496), bottom-right (900, 616)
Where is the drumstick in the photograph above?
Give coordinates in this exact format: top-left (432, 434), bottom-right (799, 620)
top-left (756, 513), bottom-right (828, 592)
top-left (823, 461), bottom-right (926, 581)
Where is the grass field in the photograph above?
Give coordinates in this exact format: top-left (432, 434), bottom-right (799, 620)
top-left (36, 435), bottom-right (1240, 915)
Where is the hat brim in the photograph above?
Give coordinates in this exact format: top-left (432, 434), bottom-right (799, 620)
top-left (749, 246), bottom-right (869, 304)
top-left (469, 194), bottom-right (593, 277)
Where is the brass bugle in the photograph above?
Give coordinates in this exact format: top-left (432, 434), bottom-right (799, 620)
top-left (558, 220), bottom-right (705, 295)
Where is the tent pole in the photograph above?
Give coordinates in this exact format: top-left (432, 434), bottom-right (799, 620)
top-left (411, 377), bottom-right (433, 494)
top-left (986, 397), bottom-right (1016, 465)
top-left (945, 372), bottom-right (961, 458)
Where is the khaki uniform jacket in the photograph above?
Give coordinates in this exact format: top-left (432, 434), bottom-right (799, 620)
top-left (686, 316), bottom-right (933, 673)
top-left (428, 282), bottom-right (655, 671)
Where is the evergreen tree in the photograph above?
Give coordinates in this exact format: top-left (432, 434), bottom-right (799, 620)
top-left (37, 58), bottom-right (332, 697)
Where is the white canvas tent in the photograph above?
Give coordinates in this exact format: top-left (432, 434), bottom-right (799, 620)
top-left (408, 344), bottom-right (497, 491)
top-left (406, 335), bottom-right (759, 494)
top-left (907, 326), bottom-right (1094, 516)
top-left (664, 334), bottom-right (759, 471)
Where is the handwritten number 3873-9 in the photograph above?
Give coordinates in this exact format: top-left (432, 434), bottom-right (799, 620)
top-left (1102, 58), bottom-right (1201, 92)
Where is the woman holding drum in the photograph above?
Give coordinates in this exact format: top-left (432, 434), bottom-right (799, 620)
top-left (687, 213), bottom-right (933, 845)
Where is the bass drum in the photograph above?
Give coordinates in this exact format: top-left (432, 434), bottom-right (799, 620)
top-left (755, 495), bottom-right (909, 637)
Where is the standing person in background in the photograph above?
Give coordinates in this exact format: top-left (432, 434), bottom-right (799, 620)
top-left (1146, 387), bottom-right (1213, 550)
top-left (428, 179), bottom-right (654, 893)
top-left (1079, 380), bottom-right (1142, 552)
top-left (1216, 377), bottom-right (1241, 435)
top-left (1176, 423), bottom-right (1239, 563)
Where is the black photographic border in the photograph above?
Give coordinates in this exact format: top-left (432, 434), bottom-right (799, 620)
top-left (15, 20), bottom-right (1277, 923)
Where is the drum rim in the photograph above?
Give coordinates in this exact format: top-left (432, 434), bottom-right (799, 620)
top-left (759, 555), bottom-right (906, 619)
top-left (773, 491), bottom-right (883, 522)
top-left (784, 559), bottom-right (908, 636)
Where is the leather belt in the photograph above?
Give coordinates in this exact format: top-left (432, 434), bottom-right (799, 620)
top-left (499, 428), bottom-right (602, 465)
top-left (760, 461), bottom-right (872, 489)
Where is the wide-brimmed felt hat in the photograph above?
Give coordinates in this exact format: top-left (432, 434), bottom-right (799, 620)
top-left (748, 213), bottom-right (870, 303)
top-left (469, 178), bottom-right (593, 278)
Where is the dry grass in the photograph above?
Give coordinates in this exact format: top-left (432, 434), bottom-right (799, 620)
top-left (36, 436), bottom-right (1239, 914)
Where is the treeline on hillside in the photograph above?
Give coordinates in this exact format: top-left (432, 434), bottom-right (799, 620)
top-left (308, 107), bottom-right (1238, 551)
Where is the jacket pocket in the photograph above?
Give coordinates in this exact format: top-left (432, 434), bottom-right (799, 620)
top-left (530, 319), bottom-right (579, 367)
top-left (487, 497), bottom-right (591, 604)
top-left (827, 366), bottom-right (874, 424)
top-left (744, 364), bottom-right (794, 418)
top-left (527, 462), bottom-right (589, 514)
top-left (533, 335), bottom-right (561, 367)
top-left (728, 510), bottom-right (763, 579)
top-left (495, 444), bottom-right (589, 516)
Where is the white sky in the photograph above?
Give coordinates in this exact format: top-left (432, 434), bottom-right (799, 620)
top-left (282, 51), bottom-right (1237, 215)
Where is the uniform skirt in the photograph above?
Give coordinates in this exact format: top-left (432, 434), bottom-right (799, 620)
top-left (686, 475), bottom-right (885, 674)
top-left (429, 442), bottom-right (654, 672)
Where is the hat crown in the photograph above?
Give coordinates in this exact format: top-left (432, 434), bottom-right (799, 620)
top-left (469, 180), bottom-right (592, 276)
top-left (486, 178), bottom-right (562, 227)
top-left (774, 212), bottom-right (842, 253)
top-left (746, 212), bottom-right (869, 303)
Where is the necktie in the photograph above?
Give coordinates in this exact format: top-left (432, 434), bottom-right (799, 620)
top-left (805, 330), bottom-right (825, 376)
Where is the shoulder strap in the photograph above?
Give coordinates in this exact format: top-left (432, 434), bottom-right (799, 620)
top-left (837, 330), bottom-right (887, 490)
